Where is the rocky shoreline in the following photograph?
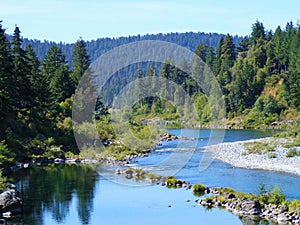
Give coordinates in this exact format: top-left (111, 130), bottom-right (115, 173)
top-left (117, 167), bottom-right (300, 224)
top-left (205, 137), bottom-right (300, 176)
top-left (196, 187), bottom-right (300, 224)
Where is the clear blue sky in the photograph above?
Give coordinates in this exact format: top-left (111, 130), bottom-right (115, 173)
top-left (1, 0), bottom-right (299, 43)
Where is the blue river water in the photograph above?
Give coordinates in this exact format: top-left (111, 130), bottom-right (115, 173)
top-left (9, 129), bottom-right (300, 225)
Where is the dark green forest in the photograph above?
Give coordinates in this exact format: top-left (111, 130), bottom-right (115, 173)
top-left (15, 31), bottom-right (241, 66)
top-left (1, 20), bottom-right (300, 182)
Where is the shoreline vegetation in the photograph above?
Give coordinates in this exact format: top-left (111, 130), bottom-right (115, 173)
top-left (116, 167), bottom-right (300, 224)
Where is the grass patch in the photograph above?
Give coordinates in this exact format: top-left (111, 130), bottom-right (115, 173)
top-left (286, 148), bottom-right (299, 158)
top-left (282, 138), bottom-right (300, 148)
top-left (244, 141), bottom-right (275, 154)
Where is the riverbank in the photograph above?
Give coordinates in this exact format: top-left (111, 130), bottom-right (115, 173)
top-left (205, 137), bottom-right (300, 176)
top-left (117, 167), bottom-right (300, 224)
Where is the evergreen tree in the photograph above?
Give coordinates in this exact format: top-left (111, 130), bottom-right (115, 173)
top-left (250, 21), bottom-right (266, 45)
top-left (237, 37), bottom-right (249, 59)
top-left (11, 25), bottom-right (32, 117)
top-left (42, 46), bottom-right (73, 103)
top-left (194, 44), bottom-right (209, 62)
top-left (217, 34), bottom-right (236, 108)
top-left (285, 28), bottom-right (300, 109)
top-left (0, 21), bottom-right (13, 124)
top-left (272, 26), bottom-right (288, 73)
top-left (94, 96), bottom-right (108, 120)
top-left (26, 44), bottom-right (49, 120)
top-left (71, 39), bottom-right (90, 87)
top-left (214, 37), bottom-right (224, 75)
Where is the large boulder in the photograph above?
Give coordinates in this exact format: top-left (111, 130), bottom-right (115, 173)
top-left (0, 187), bottom-right (22, 212)
top-left (241, 199), bottom-right (262, 215)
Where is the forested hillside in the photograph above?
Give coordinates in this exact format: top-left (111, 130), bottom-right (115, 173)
top-left (15, 31), bottom-right (241, 65)
top-left (125, 21), bottom-right (300, 129)
top-left (0, 19), bottom-right (300, 173)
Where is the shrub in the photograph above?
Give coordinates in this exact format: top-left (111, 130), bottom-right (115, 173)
top-left (268, 186), bottom-right (285, 205)
top-left (0, 140), bottom-right (16, 168)
top-left (287, 199), bottom-right (300, 211)
top-left (286, 148), bottom-right (298, 158)
top-left (268, 152), bottom-right (277, 158)
top-left (165, 177), bottom-right (183, 188)
top-left (193, 183), bottom-right (206, 193)
top-left (193, 184), bottom-right (206, 196)
top-left (0, 171), bottom-right (7, 192)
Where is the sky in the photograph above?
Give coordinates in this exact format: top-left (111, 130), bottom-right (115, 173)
top-left (0, 0), bottom-right (299, 43)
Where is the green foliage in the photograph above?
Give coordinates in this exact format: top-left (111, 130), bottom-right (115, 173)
top-left (0, 170), bottom-right (7, 191)
top-left (258, 185), bottom-right (285, 205)
top-left (0, 140), bottom-right (16, 167)
top-left (286, 199), bottom-right (300, 211)
top-left (192, 183), bottom-right (206, 196)
top-left (286, 148), bottom-right (299, 157)
top-left (244, 141), bottom-right (275, 154)
top-left (268, 186), bottom-right (285, 205)
top-left (165, 177), bottom-right (183, 188)
top-left (71, 39), bottom-right (90, 86)
top-left (267, 152), bottom-right (277, 158)
top-left (282, 136), bottom-right (300, 148)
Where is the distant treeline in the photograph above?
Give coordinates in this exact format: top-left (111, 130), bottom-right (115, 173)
top-left (10, 32), bottom-right (242, 65)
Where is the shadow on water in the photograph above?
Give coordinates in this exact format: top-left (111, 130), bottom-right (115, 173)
top-left (8, 164), bottom-right (98, 225)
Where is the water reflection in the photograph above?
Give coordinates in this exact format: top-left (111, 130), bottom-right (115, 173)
top-left (10, 164), bottom-right (98, 225)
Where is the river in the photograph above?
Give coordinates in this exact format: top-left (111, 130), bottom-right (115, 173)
top-left (8, 129), bottom-right (300, 225)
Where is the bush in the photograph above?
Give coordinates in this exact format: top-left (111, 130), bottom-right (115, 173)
top-left (0, 140), bottom-right (16, 168)
top-left (0, 171), bottom-right (7, 192)
top-left (165, 177), bottom-right (183, 188)
top-left (193, 183), bottom-right (206, 193)
top-left (287, 199), bottom-right (300, 211)
top-left (286, 148), bottom-right (298, 157)
top-left (268, 152), bottom-right (277, 158)
top-left (268, 186), bottom-right (285, 205)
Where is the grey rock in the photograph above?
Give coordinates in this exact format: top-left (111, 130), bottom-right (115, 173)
top-left (241, 199), bottom-right (261, 215)
top-left (0, 189), bottom-right (22, 212)
top-left (278, 205), bottom-right (288, 214)
top-left (224, 192), bottom-right (236, 199)
top-left (277, 213), bottom-right (290, 222)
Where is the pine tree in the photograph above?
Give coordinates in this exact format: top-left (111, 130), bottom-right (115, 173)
top-left (273, 26), bottom-right (288, 73)
top-left (285, 28), bottom-right (300, 109)
top-left (26, 44), bottom-right (49, 120)
top-left (214, 37), bottom-right (224, 75)
top-left (0, 21), bottom-right (13, 123)
top-left (71, 39), bottom-right (90, 87)
top-left (218, 34), bottom-right (236, 93)
top-left (237, 37), bottom-right (249, 59)
top-left (11, 25), bottom-right (32, 118)
top-left (250, 21), bottom-right (266, 45)
top-left (42, 46), bottom-right (73, 103)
